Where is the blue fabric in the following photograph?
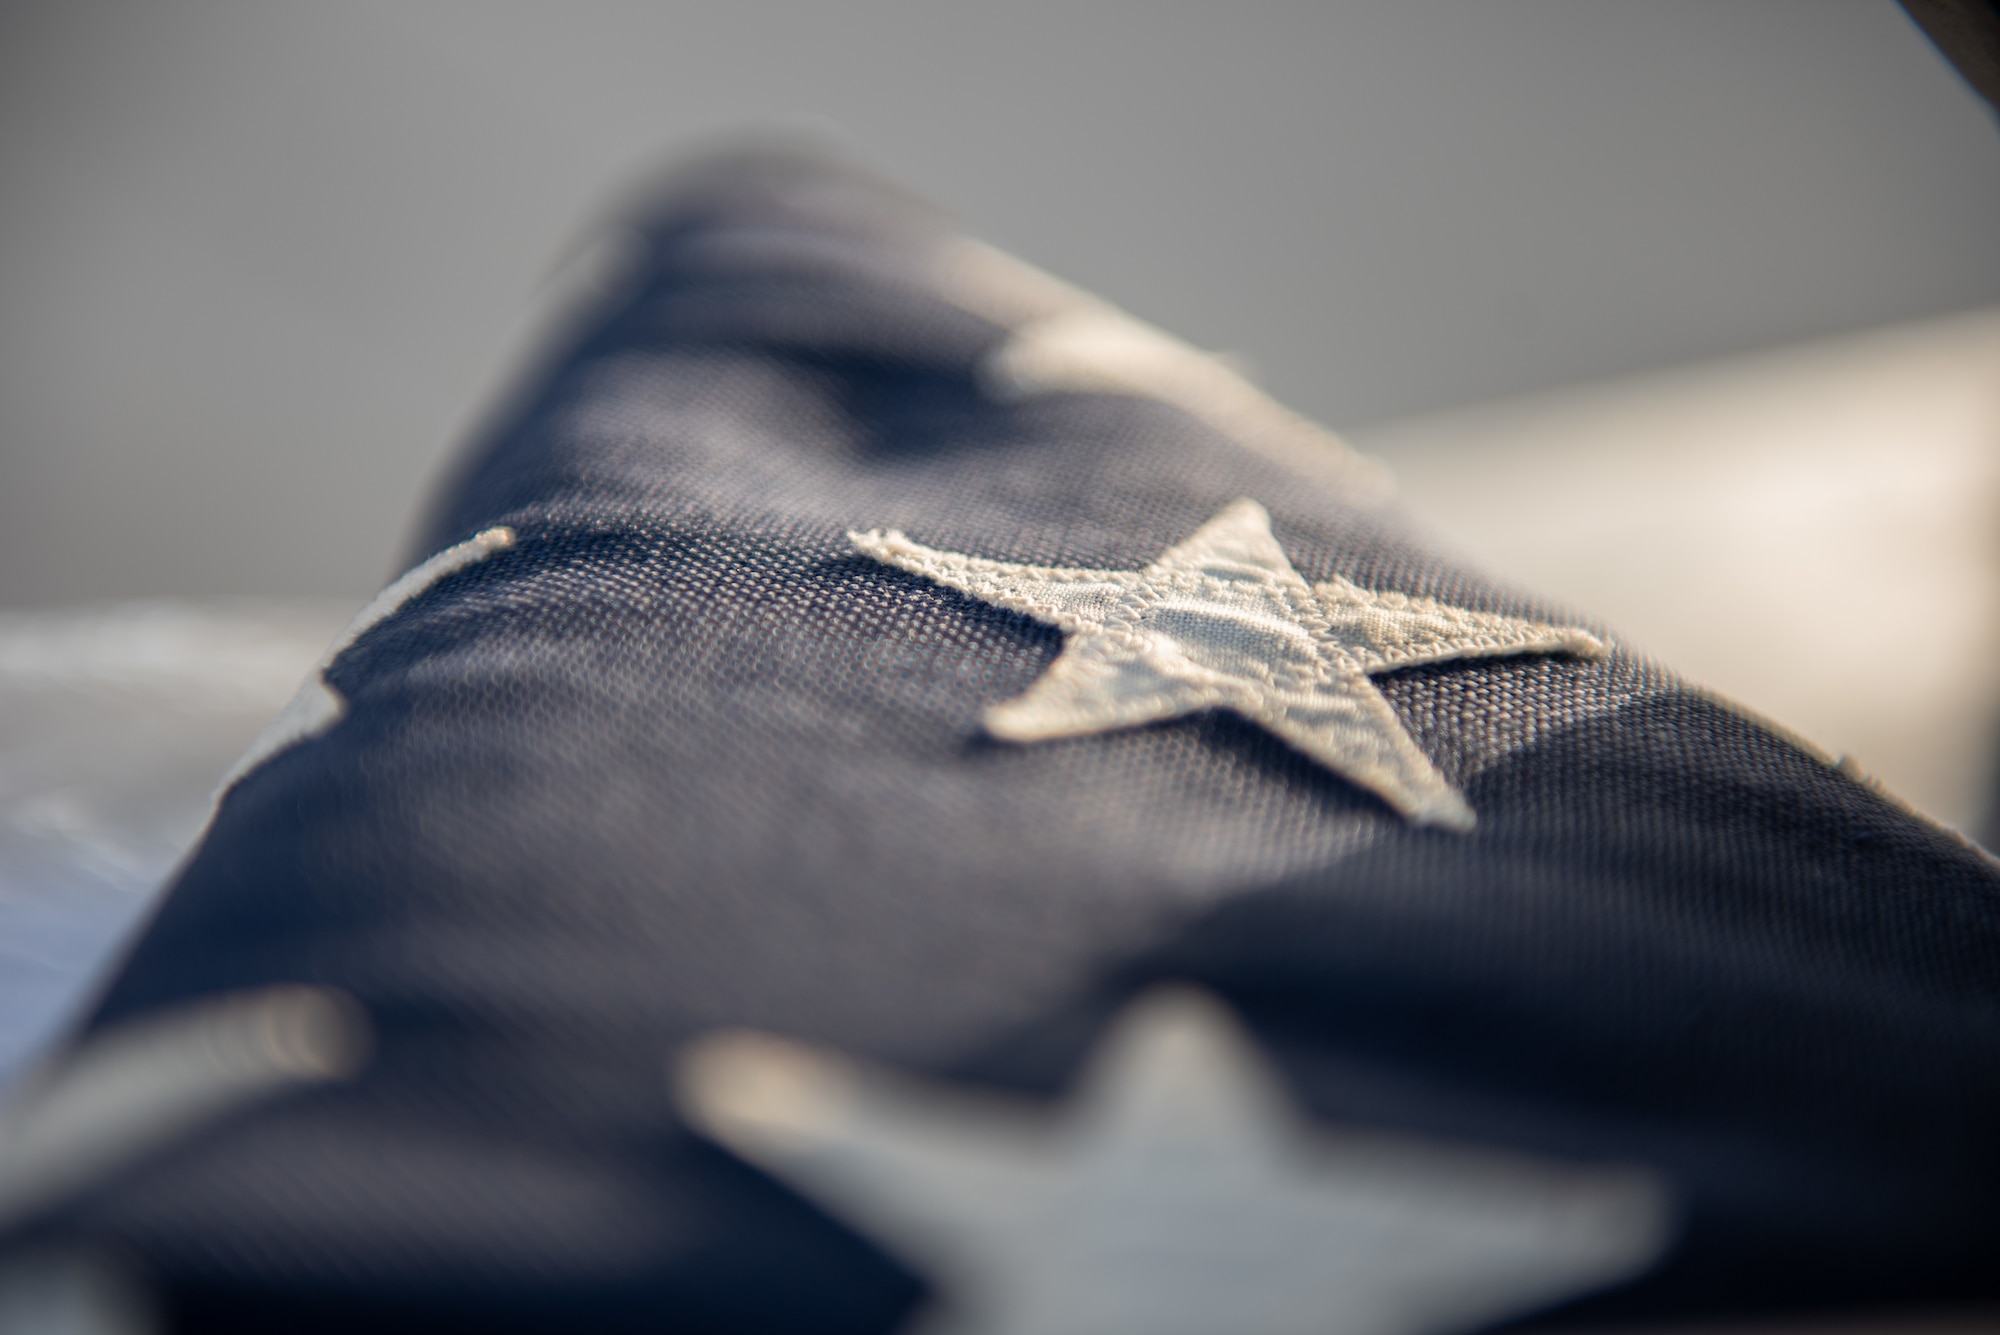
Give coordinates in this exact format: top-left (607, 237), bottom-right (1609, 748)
top-left (8, 150), bottom-right (2000, 1331)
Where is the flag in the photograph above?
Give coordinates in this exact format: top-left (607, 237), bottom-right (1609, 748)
top-left (1, 148), bottom-right (1997, 1334)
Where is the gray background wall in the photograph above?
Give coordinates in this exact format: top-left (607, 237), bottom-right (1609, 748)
top-left (1, 0), bottom-right (1996, 604)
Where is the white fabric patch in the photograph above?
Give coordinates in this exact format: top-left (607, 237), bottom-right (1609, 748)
top-left (0, 987), bottom-right (368, 1228)
top-left (677, 988), bottom-right (1671, 1335)
top-left (929, 237), bottom-right (1388, 499)
top-left (851, 499), bottom-right (1600, 831)
top-left (215, 526), bottom-right (515, 795)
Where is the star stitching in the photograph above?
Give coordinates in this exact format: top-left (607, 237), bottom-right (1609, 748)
top-left (849, 499), bottom-right (1602, 830)
top-left (216, 526), bottom-right (516, 796)
top-left (676, 989), bottom-right (1672, 1335)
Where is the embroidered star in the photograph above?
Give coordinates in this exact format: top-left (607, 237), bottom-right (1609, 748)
top-left (676, 989), bottom-right (1672, 1335)
top-left (217, 526), bottom-right (515, 796)
top-left (849, 499), bottom-right (1601, 830)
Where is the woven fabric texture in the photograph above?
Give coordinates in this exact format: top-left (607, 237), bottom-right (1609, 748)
top-left (4, 151), bottom-right (1998, 1333)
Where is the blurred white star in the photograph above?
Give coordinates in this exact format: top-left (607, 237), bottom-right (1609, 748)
top-left (676, 989), bottom-right (1671, 1335)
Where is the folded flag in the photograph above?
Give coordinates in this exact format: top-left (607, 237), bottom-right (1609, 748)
top-left (2, 148), bottom-right (1997, 1334)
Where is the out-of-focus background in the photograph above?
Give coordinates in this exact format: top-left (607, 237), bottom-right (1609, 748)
top-left (1, 0), bottom-right (1997, 1079)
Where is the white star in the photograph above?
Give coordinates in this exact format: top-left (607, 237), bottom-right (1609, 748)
top-left (676, 989), bottom-right (1672, 1335)
top-left (849, 500), bottom-right (1601, 830)
top-left (217, 526), bottom-right (516, 796)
